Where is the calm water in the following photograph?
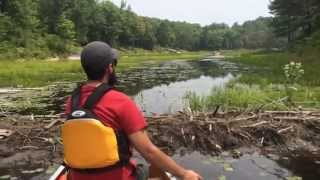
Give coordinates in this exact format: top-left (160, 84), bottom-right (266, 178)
top-left (172, 151), bottom-right (320, 180)
top-left (117, 59), bottom-right (241, 115)
top-left (1, 58), bottom-right (245, 115)
top-left (134, 74), bottom-right (234, 115)
top-left (1, 151), bottom-right (319, 180)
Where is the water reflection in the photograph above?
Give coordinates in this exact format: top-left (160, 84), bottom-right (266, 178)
top-left (275, 154), bottom-right (320, 180)
top-left (116, 59), bottom-right (240, 115)
top-left (117, 59), bottom-right (239, 96)
top-left (0, 58), bottom-right (251, 116)
top-left (133, 150), bottom-right (319, 180)
top-left (172, 152), bottom-right (319, 180)
top-left (134, 74), bottom-right (234, 115)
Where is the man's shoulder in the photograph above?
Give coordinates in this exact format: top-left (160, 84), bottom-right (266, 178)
top-left (103, 89), bottom-right (133, 103)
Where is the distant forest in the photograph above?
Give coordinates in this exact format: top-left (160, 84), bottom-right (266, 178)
top-left (0, 0), bottom-right (319, 58)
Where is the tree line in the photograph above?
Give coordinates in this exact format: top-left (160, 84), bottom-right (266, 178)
top-left (270, 0), bottom-right (320, 45)
top-left (1, 0), bottom-right (310, 59)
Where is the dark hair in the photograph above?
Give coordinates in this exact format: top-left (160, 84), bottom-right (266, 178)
top-left (81, 41), bottom-right (115, 80)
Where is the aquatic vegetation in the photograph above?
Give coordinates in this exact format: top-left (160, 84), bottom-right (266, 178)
top-left (218, 175), bottom-right (226, 180)
top-left (283, 62), bottom-right (305, 85)
top-left (186, 83), bottom-right (320, 111)
top-left (227, 51), bottom-right (320, 86)
top-left (283, 62), bottom-right (305, 105)
top-left (286, 176), bottom-right (302, 180)
top-left (0, 52), bottom-right (207, 87)
top-left (203, 50), bottom-right (320, 110)
top-left (223, 163), bottom-right (234, 172)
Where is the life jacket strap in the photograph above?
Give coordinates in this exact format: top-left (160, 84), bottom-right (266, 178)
top-left (71, 83), bottom-right (113, 112)
top-left (83, 83), bottom-right (112, 110)
top-left (71, 85), bottom-right (82, 112)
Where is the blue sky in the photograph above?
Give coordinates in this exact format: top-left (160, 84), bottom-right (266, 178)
top-left (110, 0), bottom-right (272, 26)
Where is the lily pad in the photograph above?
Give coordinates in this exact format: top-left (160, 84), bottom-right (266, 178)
top-left (218, 175), bottom-right (226, 180)
top-left (0, 175), bottom-right (10, 180)
top-left (286, 176), bottom-right (302, 180)
top-left (209, 157), bottom-right (224, 163)
top-left (223, 163), bottom-right (234, 172)
top-left (202, 160), bottom-right (211, 165)
top-left (259, 172), bottom-right (267, 176)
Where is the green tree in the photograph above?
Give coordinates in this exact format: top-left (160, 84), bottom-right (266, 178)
top-left (0, 0), bottom-right (299, 58)
top-left (172, 22), bottom-right (201, 50)
top-left (2, 0), bottom-right (39, 47)
top-left (200, 23), bottom-right (228, 50)
top-left (87, 1), bottom-right (122, 46)
top-left (156, 21), bottom-right (176, 47)
top-left (39, 0), bottom-right (65, 34)
top-left (270, 0), bottom-right (320, 42)
top-left (68, 0), bottom-right (97, 45)
top-left (57, 16), bottom-right (75, 40)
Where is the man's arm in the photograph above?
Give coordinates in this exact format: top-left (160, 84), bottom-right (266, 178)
top-left (129, 130), bottom-right (202, 180)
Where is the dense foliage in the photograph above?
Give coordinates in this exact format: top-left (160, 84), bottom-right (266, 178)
top-left (270, 0), bottom-right (320, 44)
top-left (0, 0), bottom-right (285, 59)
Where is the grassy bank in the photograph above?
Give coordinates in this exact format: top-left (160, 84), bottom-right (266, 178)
top-left (226, 50), bottom-right (320, 86)
top-left (186, 83), bottom-right (320, 111)
top-left (0, 51), bottom-right (207, 87)
top-left (187, 49), bottom-right (320, 111)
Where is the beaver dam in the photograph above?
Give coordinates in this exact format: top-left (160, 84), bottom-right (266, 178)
top-left (0, 110), bottom-right (320, 179)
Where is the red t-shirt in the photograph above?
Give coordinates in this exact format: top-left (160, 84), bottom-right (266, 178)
top-left (64, 85), bottom-right (147, 180)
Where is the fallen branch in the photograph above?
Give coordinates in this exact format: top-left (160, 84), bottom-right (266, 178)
top-left (213, 105), bottom-right (220, 116)
top-left (228, 115), bottom-right (257, 124)
top-left (241, 121), bottom-right (268, 128)
top-left (20, 115), bottom-right (62, 120)
top-left (277, 126), bottom-right (293, 134)
top-left (0, 129), bottom-right (13, 139)
top-left (19, 146), bottom-right (40, 150)
top-left (0, 89), bottom-right (23, 94)
top-left (264, 111), bottom-right (314, 115)
top-left (273, 116), bottom-right (307, 121)
top-left (45, 119), bottom-right (62, 129)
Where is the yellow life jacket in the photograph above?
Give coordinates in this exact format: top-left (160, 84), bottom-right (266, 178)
top-left (62, 83), bottom-right (129, 170)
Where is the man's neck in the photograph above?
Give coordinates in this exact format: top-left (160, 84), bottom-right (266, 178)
top-left (86, 80), bottom-right (104, 87)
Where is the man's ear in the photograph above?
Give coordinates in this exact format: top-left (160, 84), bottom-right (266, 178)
top-left (107, 64), bottom-right (113, 74)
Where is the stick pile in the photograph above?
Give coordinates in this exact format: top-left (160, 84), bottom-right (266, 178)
top-left (0, 110), bottom-right (319, 156)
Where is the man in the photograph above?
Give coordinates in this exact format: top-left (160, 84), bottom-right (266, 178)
top-left (64, 41), bottom-right (202, 180)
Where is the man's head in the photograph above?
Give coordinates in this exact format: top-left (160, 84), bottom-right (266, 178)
top-left (81, 41), bottom-right (118, 85)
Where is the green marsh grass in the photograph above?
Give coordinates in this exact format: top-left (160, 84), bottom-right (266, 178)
top-left (191, 49), bottom-right (320, 111)
top-left (186, 83), bottom-right (320, 112)
top-left (0, 52), bottom-right (207, 87)
top-left (227, 51), bottom-right (320, 86)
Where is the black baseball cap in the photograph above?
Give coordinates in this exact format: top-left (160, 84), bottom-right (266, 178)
top-left (81, 41), bottom-right (118, 80)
